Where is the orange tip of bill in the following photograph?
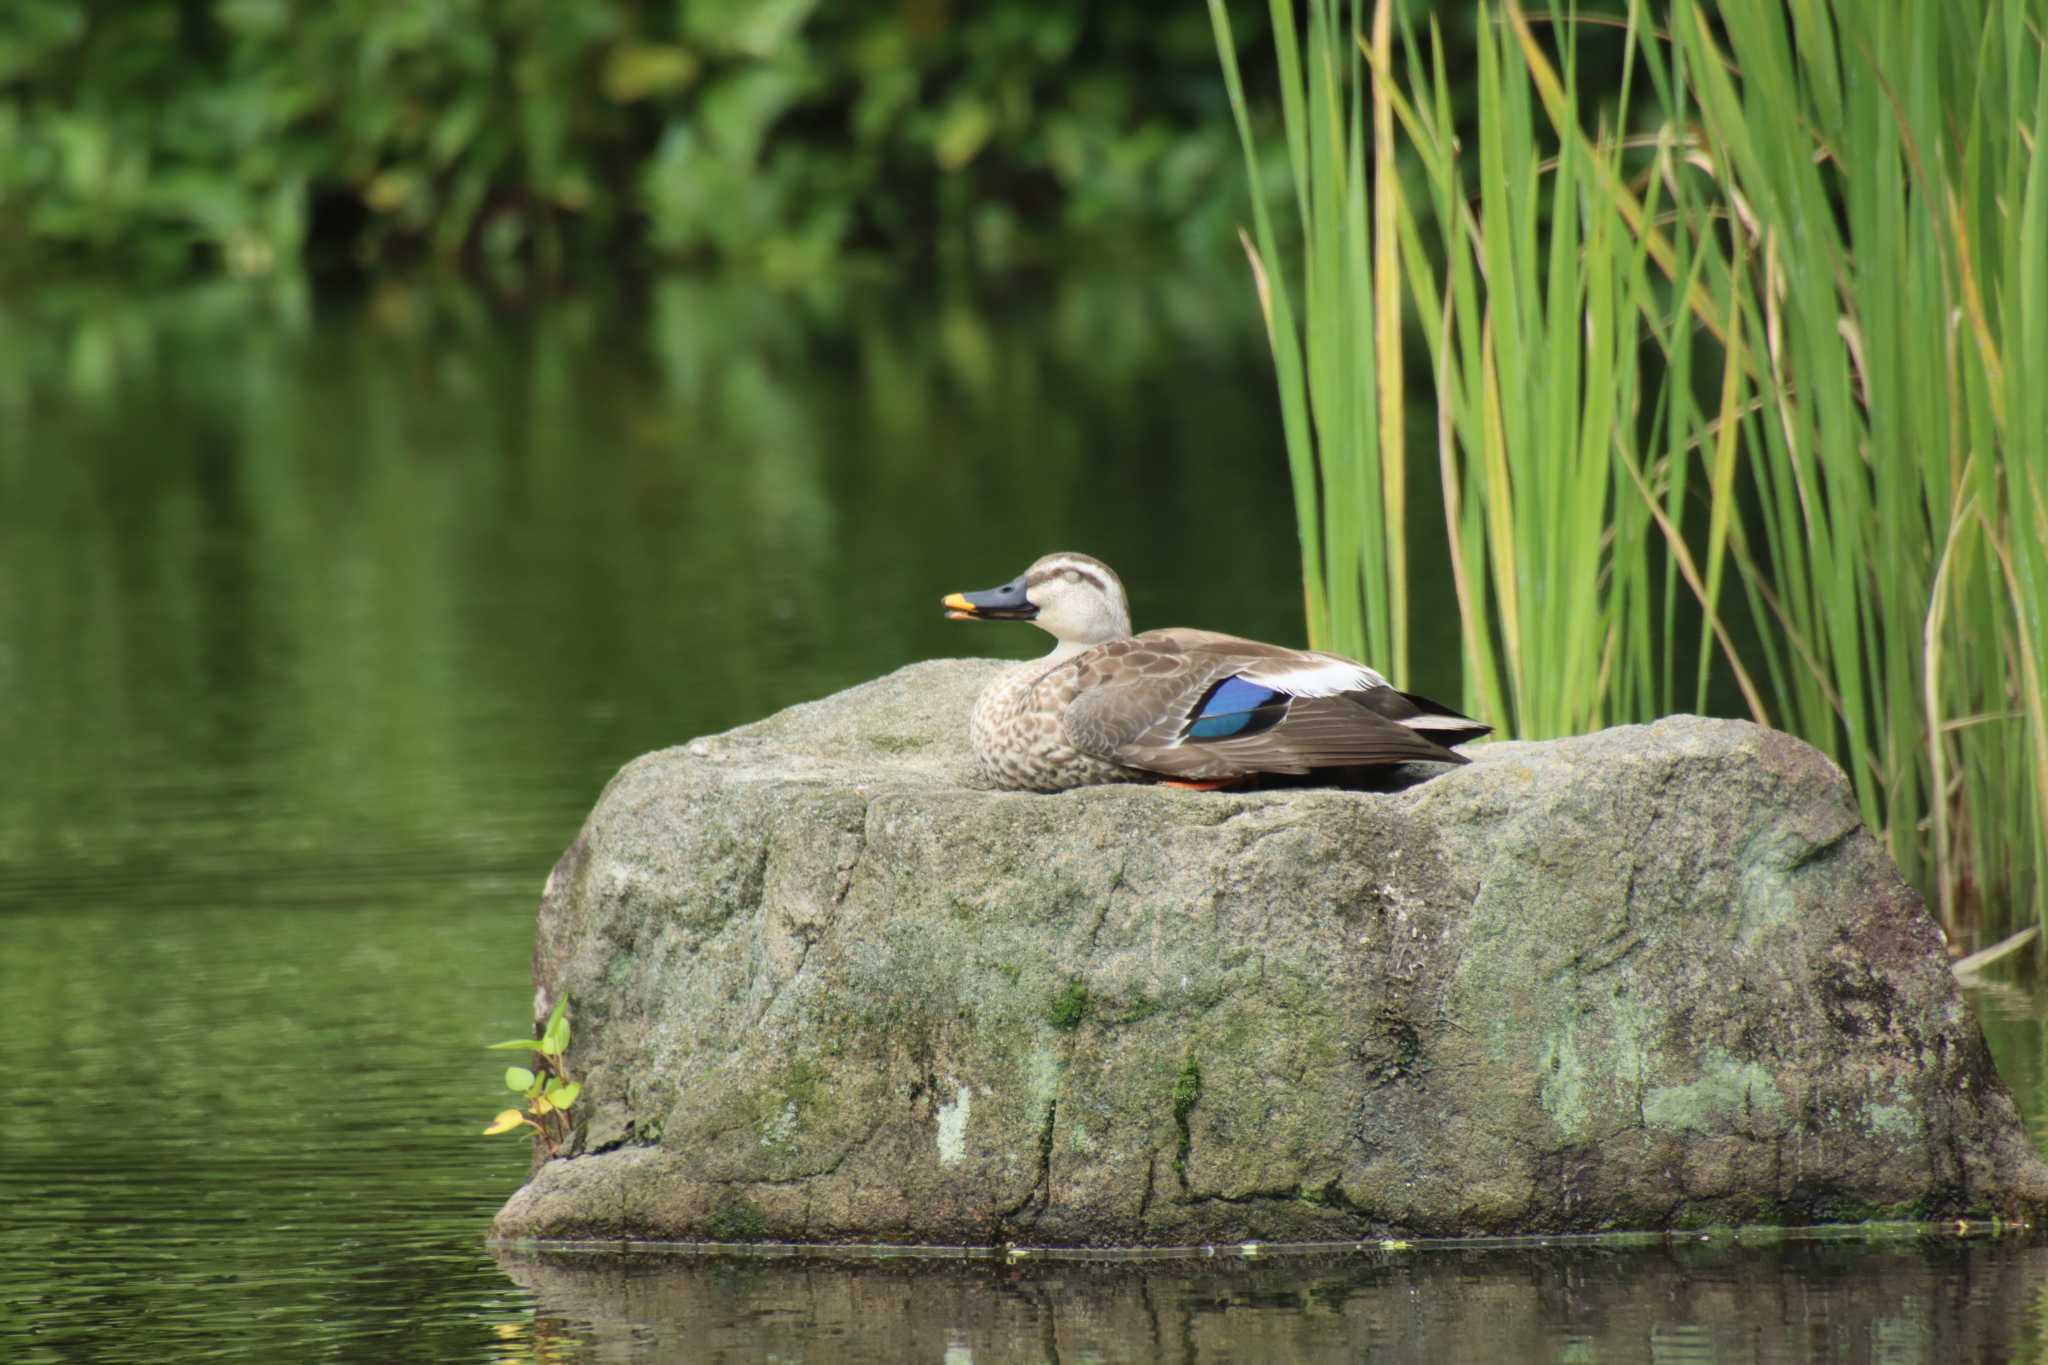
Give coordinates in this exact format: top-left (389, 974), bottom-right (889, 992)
top-left (942, 592), bottom-right (975, 618)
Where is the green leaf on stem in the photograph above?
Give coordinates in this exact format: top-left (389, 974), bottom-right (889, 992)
top-left (540, 997), bottom-right (570, 1055)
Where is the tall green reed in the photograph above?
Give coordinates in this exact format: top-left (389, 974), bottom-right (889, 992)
top-left (1210, 0), bottom-right (1409, 675)
top-left (1213, 0), bottom-right (2047, 940)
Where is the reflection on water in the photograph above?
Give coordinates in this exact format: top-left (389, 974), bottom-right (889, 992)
top-left (7, 903), bottom-right (537, 1361)
top-left (4, 274), bottom-right (2047, 1363)
top-left (493, 1235), bottom-right (2048, 1364)
top-left (1975, 982), bottom-right (2048, 1156)
top-left (0, 272), bottom-right (1305, 897)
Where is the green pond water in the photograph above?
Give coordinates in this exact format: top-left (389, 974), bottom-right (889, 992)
top-left (3, 275), bottom-right (2047, 1363)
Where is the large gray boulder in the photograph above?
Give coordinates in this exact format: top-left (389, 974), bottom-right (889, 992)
top-left (490, 660), bottom-right (2048, 1245)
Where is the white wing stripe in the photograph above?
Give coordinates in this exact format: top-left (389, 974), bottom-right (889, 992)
top-left (1237, 656), bottom-right (1389, 697)
top-left (1400, 713), bottom-right (1477, 731)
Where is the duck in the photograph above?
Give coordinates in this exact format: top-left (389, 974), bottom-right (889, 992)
top-left (941, 552), bottom-right (1491, 792)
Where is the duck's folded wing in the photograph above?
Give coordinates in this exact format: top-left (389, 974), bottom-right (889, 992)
top-left (1056, 637), bottom-right (1226, 766)
top-left (1152, 694), bottom-right (1471, 776)
top-left (1059, 636), bottom-right (1469, 780)
top-left (1192, 637), bottom-right (1489, 750)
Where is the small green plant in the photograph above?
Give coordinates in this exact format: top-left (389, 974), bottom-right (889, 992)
top-left (482, 995), bottom-right (581, 1158)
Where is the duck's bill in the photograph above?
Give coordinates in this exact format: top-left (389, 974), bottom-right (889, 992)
top-left (941, 585), bottom-right (1037, 621)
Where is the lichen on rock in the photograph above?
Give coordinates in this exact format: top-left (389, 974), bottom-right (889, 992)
top-left (490, 660), bottom-right (2048, 1245)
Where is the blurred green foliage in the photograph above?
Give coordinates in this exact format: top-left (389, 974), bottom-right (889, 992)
top-left (0, 0), bottom-right (1264, 279)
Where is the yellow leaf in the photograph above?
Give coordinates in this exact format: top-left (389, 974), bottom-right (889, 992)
top-left (530, 1095), bottom-right (554, 1116)
top-left (483, 1109), bottom-right (528, 1136)
top-left (603, 43), bottom-right (701, 103)
top-left (934, 101), bottom-right (993, 172)
top-left (363, 170), bottom-right (418, 214)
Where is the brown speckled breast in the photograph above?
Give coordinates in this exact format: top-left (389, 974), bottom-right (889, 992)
top-left (969, 659), bottom-right (1144, 792)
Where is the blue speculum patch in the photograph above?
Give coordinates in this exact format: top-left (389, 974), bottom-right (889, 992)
top-left (1184, 675), bottom-right (1288, 739)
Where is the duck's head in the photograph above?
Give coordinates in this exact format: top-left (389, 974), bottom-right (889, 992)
top-left (943, 552), bottom-right (1132, 656)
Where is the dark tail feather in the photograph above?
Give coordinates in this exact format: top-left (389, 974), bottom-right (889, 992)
top-left (1354, 687), bottom-right (1494, 748)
